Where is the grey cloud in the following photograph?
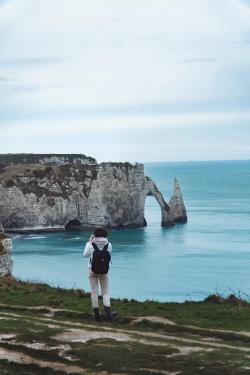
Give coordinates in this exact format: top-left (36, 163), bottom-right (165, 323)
top-left (176, 57), bottom-right (218, 64)
top-left (0, 56), bottom-right (68, 67)
top-left (13, 82), bottom-right (71, 93)
top-left (14, 84), bottom-right (46, 93)
top-left (240, 0), bottom-right (250, 6)
top-left (0, 0), bottom-right (11, 7)
top-left (0, 79), bottom-right (71, 94)
top-left (0, 76), bottom-right (11, 82)
top-left (242, 33), bottom-right (250, 44)
top-left (0, 83), bottom-right (41, 94)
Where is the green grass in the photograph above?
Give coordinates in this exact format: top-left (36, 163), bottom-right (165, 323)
top-left (0, 277), bottom-right (250, 374)
top-left (68, 340), bottom-right (178, 374)
top-left (1, 277), bottom-right (250, 331)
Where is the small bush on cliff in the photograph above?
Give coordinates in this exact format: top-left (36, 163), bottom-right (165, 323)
top-left (0, 233), bottom-right (9, 240)
top-left (32, 169), bottom-right (47, 179)
top-left (5, 179), bottom-right (15, 188)
top-left (204, 292), bottom-right (249, 306)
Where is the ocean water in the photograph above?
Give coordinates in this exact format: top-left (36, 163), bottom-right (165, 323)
top-left (12, 160), bottom-right (250, 302)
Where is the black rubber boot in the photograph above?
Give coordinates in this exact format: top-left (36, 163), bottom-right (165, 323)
top-left (104, 306), bottom-right (117, 321)
top-left (93, 308), bottom-right (101, 322)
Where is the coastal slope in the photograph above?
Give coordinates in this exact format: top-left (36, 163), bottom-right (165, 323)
top-left (0, 277), bottom-right (249, 374)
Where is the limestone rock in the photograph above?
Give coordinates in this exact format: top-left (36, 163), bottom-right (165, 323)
top-left (0, 233), bottom-right (13, 276)
top-left (168, 177), bottom-right (187, 223)
top-left (0, 154), bottom-right (187, 231)
top-left (145, 177), bottom-right (175, 227)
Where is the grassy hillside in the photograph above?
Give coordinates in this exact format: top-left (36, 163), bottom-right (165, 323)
top-left (0, 277), bottom-right (250, 374)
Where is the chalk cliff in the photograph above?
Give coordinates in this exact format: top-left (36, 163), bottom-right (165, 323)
top-left (0, 154), bottom-right (187, 232)
top-left (0, 232), bottom-right (13, 277)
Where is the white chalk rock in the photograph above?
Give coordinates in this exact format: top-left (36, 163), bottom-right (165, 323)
top-left (0, 235), bottom-right (13, 277)
top-left (168, 177), bottom-right (187, 223)
top-left (0, 155), bottom-right (187, 230)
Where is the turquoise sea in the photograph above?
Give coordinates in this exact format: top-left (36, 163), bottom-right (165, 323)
top-left (12, 160), bottom-right (250, 302)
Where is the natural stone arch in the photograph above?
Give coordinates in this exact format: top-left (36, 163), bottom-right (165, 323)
top-left (65, 218), bottom-right (82, 231)
top-left (145, 176), bottom-right (187, 227)
top-left (145, 177), bottom-right (174, 227)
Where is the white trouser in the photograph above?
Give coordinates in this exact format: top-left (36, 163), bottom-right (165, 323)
top-left (88, 270), bottom-right (110, 308)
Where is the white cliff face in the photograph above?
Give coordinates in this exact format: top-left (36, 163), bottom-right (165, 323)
top-left (0, 155), bottom-right (187, 231)
top-left (0, 234), bottom-right (13, 277)
top-left (168, 178), bottom-right (187, 222)
top-left (86, 163), bottom-right (146, 227)
top-left (0, 161), bottom-right (147, 230)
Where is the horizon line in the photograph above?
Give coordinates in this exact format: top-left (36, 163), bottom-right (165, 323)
top-left (1, 153), bottom-right (250, 164)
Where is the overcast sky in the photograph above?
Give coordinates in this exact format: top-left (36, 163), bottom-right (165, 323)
top-left (0, 0), bottom-right (250, 162)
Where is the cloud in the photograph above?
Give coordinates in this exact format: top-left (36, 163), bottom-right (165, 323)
top-left (0, 56), bottom-right (67, 67)
top-left (242, 32), bottom-right (250, 44)
top-left (240, 0), bottom-right (250, 6)
top-left (0, 0), bottom-right (11, 7)
top-left (0, 0), bottom-right (250, 160)
top-left (1, 112), bottom-right (250, 162)
top-left (176, 58), bottom-right (218, 64)
top-left (0, 76), bottom-right (11, 81)
top-left (2, 110), bottom-right (250, 138)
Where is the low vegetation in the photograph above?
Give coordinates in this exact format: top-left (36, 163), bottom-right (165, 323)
top-left (0, 277), bottom-right (250, 374)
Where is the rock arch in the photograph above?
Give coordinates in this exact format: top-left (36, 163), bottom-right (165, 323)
top-left (145, 177), bottom-right (187, 227)
top-left (145, 177), bottom-right (174, 227)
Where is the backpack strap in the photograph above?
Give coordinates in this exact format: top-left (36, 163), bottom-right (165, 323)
top-left (104, 243), bottom-right (111, 264)
top-left (103, 243), bottom-right (109, 251)
top-left (92, 243), bottom-right (109, 251)
top-left (92, 243), bottom-right (99, 251)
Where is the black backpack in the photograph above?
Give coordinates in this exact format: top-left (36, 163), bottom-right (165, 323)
top-left (91, 243), bottom-right (111, 274)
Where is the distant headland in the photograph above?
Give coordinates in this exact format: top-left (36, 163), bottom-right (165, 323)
top-left (0, 153), bottom-right (187, 233)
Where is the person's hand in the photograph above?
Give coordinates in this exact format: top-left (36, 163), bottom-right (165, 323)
top-left (89, 234), bottom-right (95, 242)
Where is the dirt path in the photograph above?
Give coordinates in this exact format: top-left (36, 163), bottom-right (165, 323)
top-left (2, 302), bottom-right (250, 338)
top-left (0, 347), bottom-right (86, 374)
top-left (0, 303), bottom-right (250, 374)
top-left (0, 309), bottom-right (249, 354)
